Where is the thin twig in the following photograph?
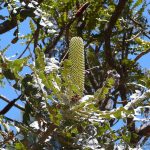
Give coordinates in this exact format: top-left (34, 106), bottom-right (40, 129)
top-left (128, 16), bottom-right (150, 39)
top-left (17, 37), bottom-right (34, 59)
top-left (125, 30), bottom-right (142, 42)
top-left (86, 66), bottom-right (100, 72)
top-left (60, 49), bottom-right (69, 63)
top-left (6, 78), bottom-right (19, 96)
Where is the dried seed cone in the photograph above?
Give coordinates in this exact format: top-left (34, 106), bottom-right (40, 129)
top-left (69, 37), bottom-right (85, 96)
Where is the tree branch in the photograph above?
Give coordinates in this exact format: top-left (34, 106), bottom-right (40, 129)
top-left (104, 0), bottom-right (128, 68)
top-left (128, 16), bottom-right (150, 39)
top-left (30, 123), bottom-right (58, 149)
top-left (44, 2), bottom-right (90, 55)
top-left (104, 0), bottom-right (128, 35)
top-left (134, 48), bottom-right (150, 62)
top-left (0, 8), bottom-right (33, 34)
top-left (0, 95), bottom-right (24, 111)
top-left (125, 89), bottom-right (150, 110)
top-left (0, 1), bottom-right (43, 34)
top-left (17, 37), bottom-right (34, 59)
top-left (125, 30), bottom-right (142, 42)
top-left (3, 116), bottom-right (22, 124)
top-left (0, 95), bottom-right (24, 115)
top-left (138, 122), bottom-right (150, 137)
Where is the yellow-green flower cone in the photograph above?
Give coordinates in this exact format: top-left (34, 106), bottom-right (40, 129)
top-left (68, 37), bottom-right (85, 96)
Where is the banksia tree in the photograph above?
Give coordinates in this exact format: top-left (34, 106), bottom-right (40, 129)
top-left (68, 37), bottom-right (85, 96)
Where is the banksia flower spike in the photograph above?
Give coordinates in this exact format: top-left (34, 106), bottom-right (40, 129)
top-left (68, 37), bottom-right (85, 96)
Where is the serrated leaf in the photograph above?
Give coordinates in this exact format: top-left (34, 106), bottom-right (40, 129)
top-left (113, 110), bottom-right (121, 119)
top-left (29, 20), bottom-right (36, 32)
top-left (122, 133), bottom-right (131, 143)
top-left (35, 47), bottom-right (45, 70)
top-left (7, 57), bottom-right (29, 79)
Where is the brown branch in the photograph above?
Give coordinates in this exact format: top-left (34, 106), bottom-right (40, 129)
top-left (0, 1), bottom-right (43, 34)
top-left (105, 0), bottom-right (128, 35)
top-left (128, 16), bottom-right (144, 29)
top-left (0, 95), bottom-right (23, 115)
top-left (17, 37), bottom-right (34, 59)
top-left (103, 1), bottom-right (132, 136)
top-left (134, 48), bottom-right (150, 62)
top-left (128, 16), bottom-right (150, 39)
top-left (125, 30), bottom-right (142, 42)
top-left (0, 8), bottom-right (34, 34)
top-left (138, 123), bottom-right (150, 137)
top-left (39, 123), bottom-right (58, 144)
top-left (116, 100), bottom-right (128, 104)
top-left (104, 0), bottom-right (128, 68)
top-left (33, 19), bottom-right (41, 50)
top-left (44, 2), bottom-right (90, 55)
top-left (75, 2), bottom-right (90, 17)
top-left (130, 123), bottom-right (150, 146)
top-left (0, 95), bottom-right (24, 111)
top-left (85, 56), bottom-right (99, 91)
top-left (30, 123), bottom-right (58, 150)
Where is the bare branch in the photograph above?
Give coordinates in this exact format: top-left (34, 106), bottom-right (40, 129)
top-left (0, 8), bottom-right (34, 34)
top-left (104, 0), bottom-right (128, 68)
top-left (0, 1), bottom-right (43, 34)
top-left (134, 48), bottom-right (150, 62)
top-left (125, 30), bottom-right (142, 42)
top-left (138, 122), bottom-right (150, 137)
top-left (17, 37), bottom-right (34, 59)
top-left (3, 116), bottom-right (22, 124)
top-left (0, 95), bottom-right (24, 114)
top-left (128, 16), bottom-right (150, 39)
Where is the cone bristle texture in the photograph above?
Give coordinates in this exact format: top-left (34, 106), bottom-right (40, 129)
top-left (69, 37), bottom-right (85, 96)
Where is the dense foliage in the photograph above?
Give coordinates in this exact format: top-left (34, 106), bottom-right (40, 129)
top-left (0, 0), bottom-right (150, 149)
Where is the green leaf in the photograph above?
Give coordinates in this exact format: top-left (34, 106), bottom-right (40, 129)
top-left (15, 142), bottom-right (26, 150)
top-left (0, 56), bottom-right (28, 80)
top-left (122, 132), bottom-right (131, 143)
top-left (113, 110), bottom-right (121, 119)
top-left (71, 129), bottom-right (78, 136)
top-left (8, 57), bottom-right (29, 78)
top-left (35, 47), bottom-right (45, 70)
top-left (29, 20), bottom-right (36, 32)
top-left (132, 0), bottom-right (143, 9)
